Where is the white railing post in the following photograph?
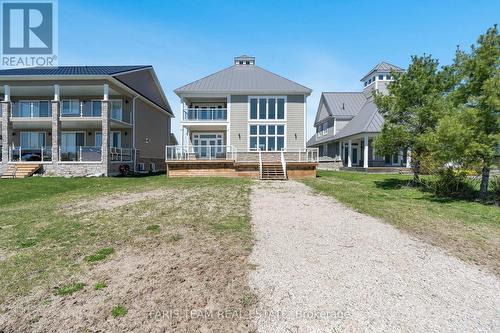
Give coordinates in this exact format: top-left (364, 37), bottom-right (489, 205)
top-left (80, 102), bottom-right (83, 117)
top-left (79, 146), bottom-right (82, 161)
top-left (19, 146), bottom-right (21, 161)
top-left (41, 146), bottom-right (44, 162)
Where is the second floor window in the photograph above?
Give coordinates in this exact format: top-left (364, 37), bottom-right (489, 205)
top-left (61, 100), bottom-right (80, 116)
top-left (110, 100), bottom-right (123, 121)
top-left (249, 97), bottom-right (285, 120)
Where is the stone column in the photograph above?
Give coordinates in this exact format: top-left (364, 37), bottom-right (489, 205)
top-left (51, 101), bottom-right (60, 163)
top-left (101, 100), bottom-right (110, 176)
top-left (1, 102), bottom-right (11, 163)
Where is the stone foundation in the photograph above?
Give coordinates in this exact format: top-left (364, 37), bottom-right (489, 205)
top-left (41, 163), bottom-right (104, 177)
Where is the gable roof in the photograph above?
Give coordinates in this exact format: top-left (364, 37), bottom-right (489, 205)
top-left (175, 64), bottom-right (312, 95)
top-left (314, 92), bottom-right (366, 126)
top-left (0, 66), bottom-right (173, 115)
top-left (361, 61), bottom-right (404, 81)
top-left (307, 98), bottom-right (384, 147)
top-left (0, 66), bottom-right (150, 76)
top-left (333, 98), bottom-right (383, 140)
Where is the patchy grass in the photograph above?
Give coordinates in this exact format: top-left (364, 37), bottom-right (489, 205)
top-left (93, 282), bottom-right (107, 290)
top-left (0, 175), bottom-right (254, 332)
top-left (84, 248), bottom-right (115, 263)
top-left (111, 305), bottom-right (127, 317)
top-left (55, 282), bottom-right (85, 296)
top-left (146, 224), bottom-right (160, 232)
top-left (303, 171), bottom-right (500, 276)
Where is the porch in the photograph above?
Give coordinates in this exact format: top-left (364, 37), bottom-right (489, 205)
top-left (165, 145), bottom-right (318, 179)
top-left (316, 134), bottom-right (411, 170)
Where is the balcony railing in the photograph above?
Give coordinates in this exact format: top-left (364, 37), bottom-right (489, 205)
top-left (281, 148), bottom-right (319, 163)
top-left (10, 146), bottom-right (52, 162)
top-left (59, 146), bottom-right (102, 162)
top-left (110, 147), bottom-right (134, 162)
top-left (166, 145), bottom-right (236, 160)
top-left (12, 101), bottom-right (52, 118)
top-left (182, 108), bottom-right (227, 121)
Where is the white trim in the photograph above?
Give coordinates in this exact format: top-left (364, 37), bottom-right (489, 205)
top-left (248, 123), bottom-right (286, 151)
top-left (3, 85), bottom-right (10, 101)
top-left (226, 95), bottom-right (231, 147)
top-left (247, 96), bottom-right (287, 122)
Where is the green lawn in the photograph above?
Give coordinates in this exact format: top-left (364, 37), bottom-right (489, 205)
top-left (303, 170), bottom-right (500, 276)
top-left (0, 176), bottom-right (253, 307)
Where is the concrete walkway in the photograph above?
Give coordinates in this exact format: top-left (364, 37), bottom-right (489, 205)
top-left (249, 181), bottom-right (500, 333)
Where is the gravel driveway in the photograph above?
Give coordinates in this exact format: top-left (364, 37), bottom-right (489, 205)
top-left (249, 181), bottom-right (500, 333)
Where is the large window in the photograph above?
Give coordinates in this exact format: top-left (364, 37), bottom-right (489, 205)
top-left (249, 97), bottom-right (285, 120)
top-left (249, 124), bottom-right (285, 151)
top-left (20, 132), bottom-right (46, 148)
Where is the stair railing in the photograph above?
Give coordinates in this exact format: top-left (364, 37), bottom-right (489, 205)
top-left (258, 148), bottom-right (263, 179)
top-left (280, 148), bottom-right (287, 179)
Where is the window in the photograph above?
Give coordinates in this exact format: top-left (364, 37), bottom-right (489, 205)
top-left (378, 75), bottom-right (384, 80)
top-left (20, 132), bottom-right (45, 148)
top-left (364, 81), bottom-right (368, 87)
top-left (18, 101), bottom-right (50, 117)
top-left (368, 78), bottom-right (371, 84)
top-left (372, 76), bottom-right (375, 82)
top-left (61, 100), bottom-right (80, 116)
top-left (249, 124), bottom-right (285, 151)
top-left (110, 131), bottom-right (121, 148)
top-left (95, 132), bottom-right (102, 147)
top-left (386, 75), bottom-right (392, 80)
top-left (91, 101), bottom-right (102, 117)
top-left (110, 100), bottom-right (123, 121)
top-left (249, 97), bottom-right (285, 120)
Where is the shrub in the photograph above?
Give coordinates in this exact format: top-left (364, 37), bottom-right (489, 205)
top-left (429, 168), bottom-right (476, 198)
top-left (492, 176), bottom-right (500, 206)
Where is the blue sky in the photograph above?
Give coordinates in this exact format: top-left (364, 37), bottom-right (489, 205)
top-left (59, 0), bottom-right (499, 139)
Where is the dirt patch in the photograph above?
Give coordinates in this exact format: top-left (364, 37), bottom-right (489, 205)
top-left (0, 226), bottom-right (255, 332)
top-left (61, 189), bottom-right (176, 215)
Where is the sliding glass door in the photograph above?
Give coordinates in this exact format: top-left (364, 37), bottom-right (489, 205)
top-left (61, 132), bottom-right (85, 161)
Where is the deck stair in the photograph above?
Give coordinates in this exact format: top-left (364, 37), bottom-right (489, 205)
top-left (260, 162), bottom-right (286, 180)
top-left (1, 164), bottom-right (42, 179)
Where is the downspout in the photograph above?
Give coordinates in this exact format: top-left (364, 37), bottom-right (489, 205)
top-left (132, 96), bottom-right (138, 173)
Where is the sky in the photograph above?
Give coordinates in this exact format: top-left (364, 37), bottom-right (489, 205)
top-left (57, 0), bottom-right (500, 140)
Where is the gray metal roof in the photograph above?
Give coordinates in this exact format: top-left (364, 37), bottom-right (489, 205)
top-left (333, 99), bottom-right (383, 139)
top-left (361, 61), bottom-right (403, 81)
top-left (323, 92), bottom-right (366, 116)
top-left (0, 65), bottom-right (150, 76)
top-left (175, 64), bottom-right (312, 95)
top-left (308, 98), bottom-right (384, 146)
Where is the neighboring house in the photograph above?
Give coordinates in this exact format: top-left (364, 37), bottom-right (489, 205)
top-left (307, 61), bottom-right (411, 170)
top-left (0, 66), bottom-right (173, 177)
top-left (168, 55), bottom-right (317, 179)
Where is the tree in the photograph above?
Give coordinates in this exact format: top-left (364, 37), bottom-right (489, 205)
top-left (443, 25), bottom-right (500, 199)
top-left (374, 55), bottom-right (450, 184)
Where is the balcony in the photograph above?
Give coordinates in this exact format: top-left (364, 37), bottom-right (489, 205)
top-left (10, 146), bottom-right (52, 162)
top-left (11, 101), bottom-right (52, 118)
top-left (182, 108), bottom-right (227, 122)
top-left (59, 146), bottom-right (102, 162)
